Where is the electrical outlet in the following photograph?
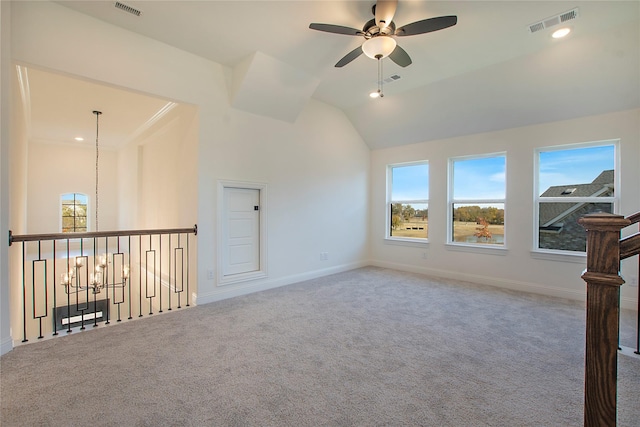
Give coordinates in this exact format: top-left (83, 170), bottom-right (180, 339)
top-left (320, 252), bottom-right (329, 261)
top-left (629, 276), bottom-right (638, 287)
top-left (206, 269), bottom-right (214, 280)
top-left (421, 252), bottom-right (427, 259)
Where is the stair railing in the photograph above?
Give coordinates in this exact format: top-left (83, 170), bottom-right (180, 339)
top-left (621, 212), bottom-right (640, 356)
top-left (8, 225), bottom-right (197, 344)
top-left (578, 212), bottom-right (639, 426)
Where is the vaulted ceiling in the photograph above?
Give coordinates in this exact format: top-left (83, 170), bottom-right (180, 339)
top-left (24, 1), bottom-right (640, 149)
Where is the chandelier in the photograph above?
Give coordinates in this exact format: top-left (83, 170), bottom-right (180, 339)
top-left (61, 255), bottom-right (129, 295)
top-left (60, 110), bottom-right (130, 296)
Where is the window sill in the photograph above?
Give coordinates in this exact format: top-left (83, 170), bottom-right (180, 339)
top-left (445, 242), bottom-right (508, 256)
top-left (530, 249), bottom-right (586, 264)
top-left (384, 237), bottom-right (429, 248)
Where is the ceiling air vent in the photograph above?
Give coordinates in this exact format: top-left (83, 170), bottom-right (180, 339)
top-left (528, 8), bottom-right (579, 34)
top-left (383, 75), bottom-right (401, 84)
top-left (114, 1), bottom-right (142, 17)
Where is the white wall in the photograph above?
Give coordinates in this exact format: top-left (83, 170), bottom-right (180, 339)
top-left (370, 109), bottom-right (640, 310)
top-left (1, 0), bottom-right (12, 355)
top-left (135, 104), bottom-right (198, 229)
top-left (203, 99), bottom-right (370, 302)
top-left (26, 142), bottom-right (119, 233)
top-left (8, 0), bottom-right (370, 329)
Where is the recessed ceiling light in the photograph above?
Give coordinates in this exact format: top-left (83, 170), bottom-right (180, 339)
top-left (74, 137), bottom-right (84, 141)
top-left (552, 27), bottom-right (571, 39)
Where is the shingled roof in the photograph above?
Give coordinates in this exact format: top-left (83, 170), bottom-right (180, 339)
top-left (539, 170), bottom-right (614, 226)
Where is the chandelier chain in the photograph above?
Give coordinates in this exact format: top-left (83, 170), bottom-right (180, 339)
top-left (93, 111), bottom-right (102, 232)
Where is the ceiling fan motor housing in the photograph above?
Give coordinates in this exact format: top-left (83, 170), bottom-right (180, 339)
top-left (363, 18), bottom-right (396, 39)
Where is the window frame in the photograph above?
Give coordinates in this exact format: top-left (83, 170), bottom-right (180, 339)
top-left (447, 152), bottom-right (507, 250)
top-left (60, 192), bottom-right (89, 233)
top-left (533, 139), bottom-right (619, 256)
top-left (386, 161), bottom-right (429, 244)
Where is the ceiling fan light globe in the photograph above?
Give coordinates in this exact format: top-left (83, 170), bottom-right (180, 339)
top-left (362, 36), bottom-right (397, 59)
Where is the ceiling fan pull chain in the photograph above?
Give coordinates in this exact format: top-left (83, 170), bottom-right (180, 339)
top-left (378, 56), bottom-right (384, 97)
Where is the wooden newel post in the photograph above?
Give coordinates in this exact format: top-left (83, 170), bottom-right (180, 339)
top-left (578, 212), bottom-right (630, 427)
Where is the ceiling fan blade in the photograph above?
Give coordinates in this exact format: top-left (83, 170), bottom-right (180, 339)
top-left (335, 45), bottom-right (364, 67)
top-left (388, 45), bottom-right (412, 67)
top-left (375, 0), bottom-right (398, 30)
top-left (309, 23), bottom-right (364, 36)
top-left (395, 15), bottom-right (457, 37)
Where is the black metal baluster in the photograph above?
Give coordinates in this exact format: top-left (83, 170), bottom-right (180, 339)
top-left (52, 240), bottom-right (58, 336)
top-left (66, 239), bottom-right (72, 333)
top-left (104, 237), bottom-right (110, 325)
top-left (92, 237), bottom-right (98, 328)
top-left (168, 233), bottom-right (172, 311)
top-left (21, 242), bottom-right (27, 343)
top-left (147, 234), bottom-right (155, 315)
top-left (139, 235), bottom-right (143, 318)
top-left (128, 235), bottom-right (132, 320)
top-left (33, 241), bottom-right (48, 339)
top-left (159, 234), bottom-right (163, 313)
top-left (636, 253), bottom-right (639, 355)
top-left (78, 239), bottom-right (87, 331)
top-left (115, 236), bottom-right (122, 322)
top-left (177, 234), bottom-right (182, 309)
top-left (186, 232), bottom-right (190, 307)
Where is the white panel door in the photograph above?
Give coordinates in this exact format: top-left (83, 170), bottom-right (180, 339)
top-left (222, 187), bottom-right (260, 277)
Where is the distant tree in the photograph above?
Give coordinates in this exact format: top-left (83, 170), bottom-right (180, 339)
top-left (416, 209), bottom-right (428, 221)
top-left (391, 214), bottom-right (402, 230)
top-left (455, 205), bottom-right (481, 223)
top-left (402, 205), bottom-right (415, 221)
top-left (454, 205), bottom-right (504, 224)
top-left (474, 218), bottom-right (492, 241)
top-left (391, 203), bottom-right (403, 230)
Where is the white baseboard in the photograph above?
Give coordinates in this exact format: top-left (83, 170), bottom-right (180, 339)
top-left (369, 259), bottom-right (639, 312)
top-left (1, 335), bottom-right (13, 355)
top-left (194, 261), bottom-right (368, 305)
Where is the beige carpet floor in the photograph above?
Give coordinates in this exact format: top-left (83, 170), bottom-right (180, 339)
top-left (1, 267), bottom-right (639, 426)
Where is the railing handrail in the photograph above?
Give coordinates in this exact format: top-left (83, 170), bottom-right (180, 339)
top-left (620, 232), bottom-right (640, 260)
top-left (619, 212), bottom-right (640, 260)
top-left (8, 225), bottom-right (197, 246)
top-left (626, 211), bottom-right (640, 226)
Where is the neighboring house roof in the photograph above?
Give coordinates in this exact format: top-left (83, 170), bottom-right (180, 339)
top-left (591, 170), bottom-right (615, 185)
top-left (539, 170), bottom-right (614, 227)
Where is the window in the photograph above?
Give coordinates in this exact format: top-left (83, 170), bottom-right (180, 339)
top-left (61, 193), bottom-right (88, 232)
top-left (449, 154), bottom-right (506, 246)
top-left (535, 141), bottom-right (617, 253)
top-left (387, 162), bottom-right (429, 240)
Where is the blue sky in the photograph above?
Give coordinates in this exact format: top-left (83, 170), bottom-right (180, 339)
top-left (392, 145), bottom-right (614, 202)
top-left (392, 164), bottom-right (429, 201)
top-left (453, 156), bottom-right (505, 200)
top-left (538, 145), bottom-right (614, 194)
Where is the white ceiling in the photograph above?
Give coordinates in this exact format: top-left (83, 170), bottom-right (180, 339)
top-left (24, 1), bottom-right (640, 149)
top-left (17, 66), bottom-right (174, 148)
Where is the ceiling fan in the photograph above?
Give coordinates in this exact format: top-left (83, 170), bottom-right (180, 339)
top-left (309, 0), bottom-right (457, 68)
